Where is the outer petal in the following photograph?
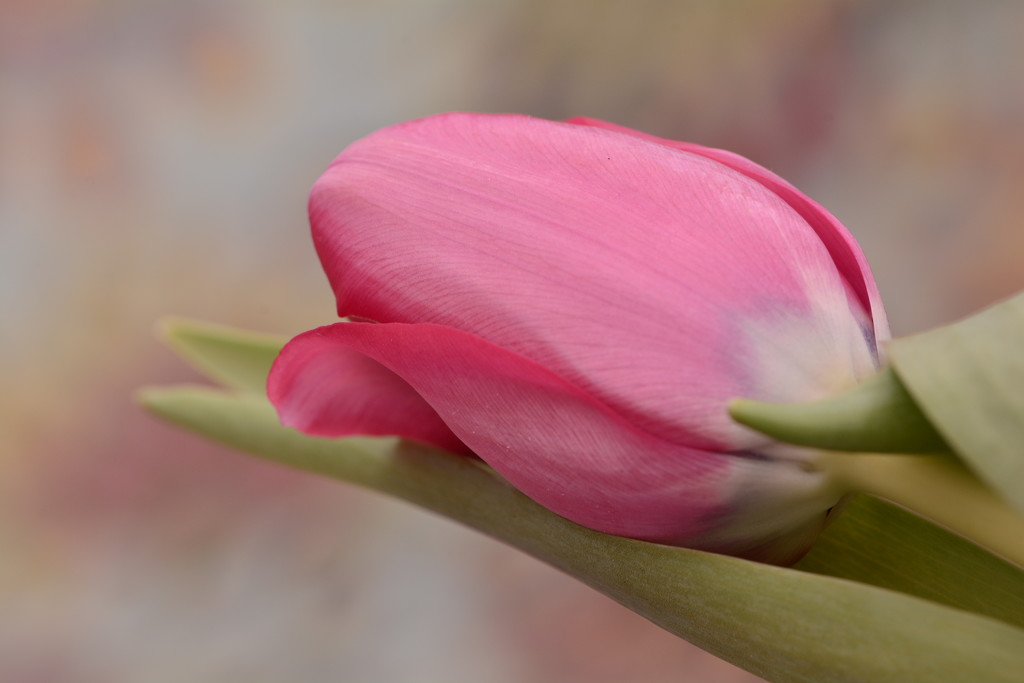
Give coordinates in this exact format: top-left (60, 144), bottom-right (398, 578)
top-left (268, 326), bottom-right (469, 454)
top-left (566, 116), bottom-right (891, 347)
top-left (268, 320), bottom-right (838, 560)
top-left (309, 113), bottom-right (880, 452)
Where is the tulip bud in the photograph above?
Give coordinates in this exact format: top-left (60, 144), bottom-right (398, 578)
top-left (268, 113), bottom-right (889, 563)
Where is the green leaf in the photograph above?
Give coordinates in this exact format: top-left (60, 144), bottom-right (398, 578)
top-left (796, 494), bottom-right (1024, 630)
top-left (157, 317), bottom-right (286, 393)
top-left (728, 367), bottom-right (949, 454)
top-left (888, 292), bottom-right (1024, 514)
top-left (139, 385), bottom-right (1024, 682)
top-left (811, 452), bottom-right (1024, 569)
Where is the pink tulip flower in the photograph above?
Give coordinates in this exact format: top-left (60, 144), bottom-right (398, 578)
top-left (268, 113), bottom-right (889, 562)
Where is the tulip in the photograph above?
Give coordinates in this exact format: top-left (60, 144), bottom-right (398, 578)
top-left (268, 113), bottom-right (889, 562)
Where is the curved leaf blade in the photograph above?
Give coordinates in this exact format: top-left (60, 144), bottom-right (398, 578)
top-left (889, 292), bottom-right (1024, 513)
top-left (728, 367), bottom-right (948, 454)
top-left (140, 386), bottom-right (1024, 682)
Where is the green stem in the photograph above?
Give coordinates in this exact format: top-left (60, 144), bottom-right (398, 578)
top-left (815, 452), bottom-right (1024, 568)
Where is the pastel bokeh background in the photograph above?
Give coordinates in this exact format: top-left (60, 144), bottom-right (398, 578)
top-left (4, 2), bottom-right (1024, 681)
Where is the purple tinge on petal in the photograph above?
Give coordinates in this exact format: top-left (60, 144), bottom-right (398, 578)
top-left (307, 113), bottom-right (882, 453)
top-left (268, 324), bottom-right (469, 454)
top-left (268, 320), bottom-right (838, 559)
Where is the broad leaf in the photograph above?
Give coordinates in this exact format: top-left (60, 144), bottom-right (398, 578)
top-left (140, 386), bottom-right (1024, 682)
top-left (144, 318), bottom-right (1024, 680)
top-left (888, 292), bottom-right (1024, 513)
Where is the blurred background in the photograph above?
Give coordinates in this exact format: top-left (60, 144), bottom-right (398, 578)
top-left (3, 1), bottom-right (1023, 681)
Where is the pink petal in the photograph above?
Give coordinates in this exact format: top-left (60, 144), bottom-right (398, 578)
top-left (267, 320), bottom-right (837, 559)
top-left (567, 116), bottom-right (891, 346)
top-left (268, 324), bottom-right (469, 454)
top-left (309, 113), bottom-right (881, 452)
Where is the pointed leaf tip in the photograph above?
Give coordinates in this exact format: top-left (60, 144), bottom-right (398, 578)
top-left (728, 367), bottom-right (949, 454)
top-left (156, 317), bottom-right (287, 393)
